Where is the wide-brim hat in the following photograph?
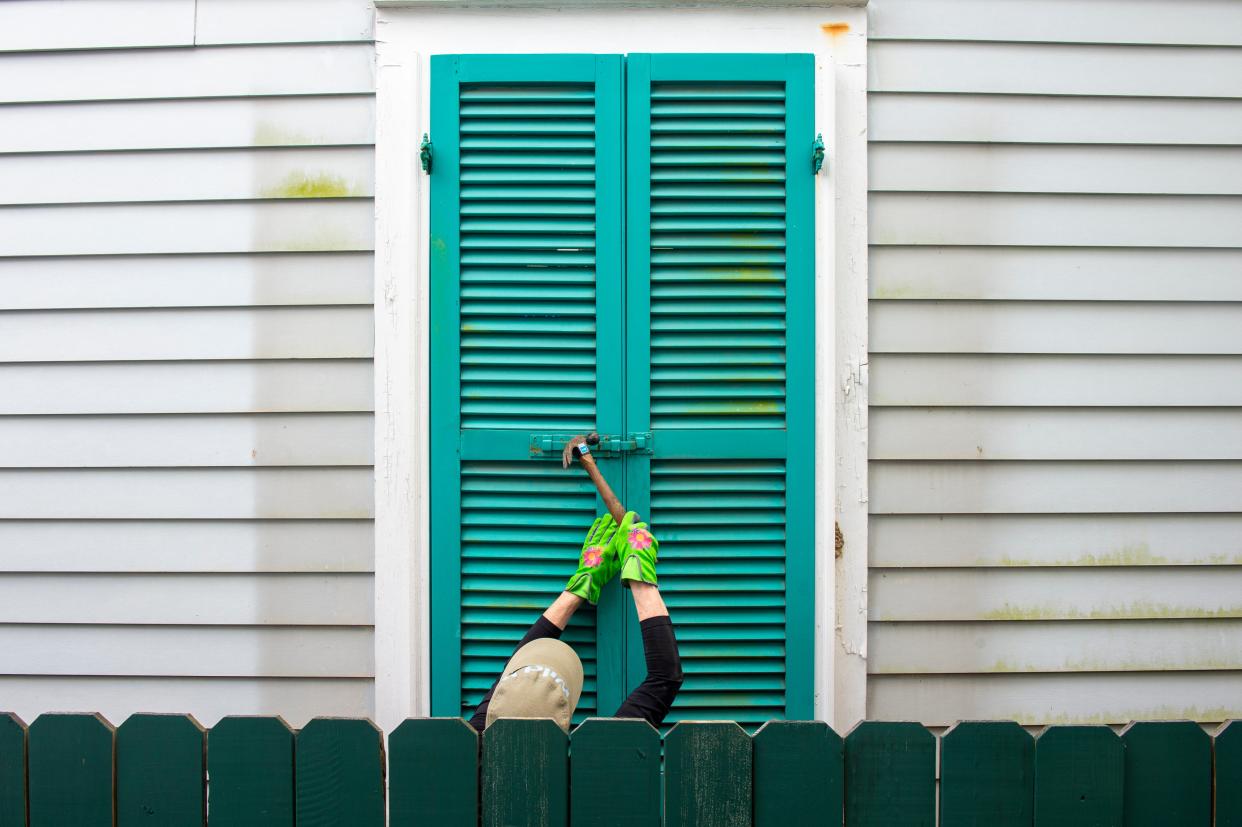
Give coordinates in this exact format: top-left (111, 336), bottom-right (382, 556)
top-left (485, 638), bottom-right (584, 733)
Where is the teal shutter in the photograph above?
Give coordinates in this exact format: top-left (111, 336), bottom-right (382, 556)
top-left (430, 55), bottom-right (627, 720)
top-left (624, 54), bottom-right (816, 725)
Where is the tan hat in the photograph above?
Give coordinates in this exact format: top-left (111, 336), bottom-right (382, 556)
top-left (485, 638), bottom-right (584, 733)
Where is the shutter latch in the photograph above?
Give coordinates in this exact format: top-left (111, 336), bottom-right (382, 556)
top-left (812, 133), bottom-right (825, 174)
top-left (530, 432), bottom-right (653, 458)
top-left (419, 133), bottom-right (433, 174)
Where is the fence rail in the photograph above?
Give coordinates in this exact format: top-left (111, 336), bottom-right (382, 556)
top-left (0, 712), bottom-right (1239, 826)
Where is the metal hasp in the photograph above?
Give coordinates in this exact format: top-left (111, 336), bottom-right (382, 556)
top-left (529, 433), bottom-right (654, 458)
top-left (811, 133), bottom-right (825, 174)
top-left (419, 133), bottom-right (433, 173)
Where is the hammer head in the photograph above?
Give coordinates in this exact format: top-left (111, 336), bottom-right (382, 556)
top-left (561, 432), bottom-right (601, 469)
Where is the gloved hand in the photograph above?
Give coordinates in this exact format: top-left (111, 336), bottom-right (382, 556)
top-left (563, 512), bottom-right (634, 605)
top-left (617, 515), bottom-right (659, 588)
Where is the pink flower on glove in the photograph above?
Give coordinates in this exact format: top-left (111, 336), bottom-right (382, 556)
top-left (581, 546), bottom-right (604, 568)
top-left (628, 528), bottom-right (654, 551)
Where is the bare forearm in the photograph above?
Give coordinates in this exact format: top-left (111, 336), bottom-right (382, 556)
top-left (543, 591), bottom-right (586, 629)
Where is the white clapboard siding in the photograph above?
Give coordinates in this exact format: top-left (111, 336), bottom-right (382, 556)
top-left (870, 41), bottom-right (1242, 98)
top-left (0, 361), bottom-right (372, 415)
top-left (871, 514), bottom-right (1242, 568)
top-left (0, 677), bottom-right (372, 728)
top-left (0, 573), bottom-right (373, 625)
top-left (0, 307), bottom-right (373, 362)
top-left (0, 147), bottom-right (375, 205)
top-left (0, 625), bottom-right (374, 677)
top-left (870, 144), bottom-right (1242, 196)
top-left (870, 409), bottom-right (1242, 460)
top-left (195, 0), bottom-right (374, 45)
top-left (870, 93), bottom-right (1242, 146)
top-left (0, 414), bottom-right (374, 468)
top-left (871, 248), bottom-right (1242, 302)
top-left (0, 43), bottom-right (374, 104)
top-left (868, 672), bottom-right (1242, 726)
top-left (871, 193), bottom-right (1242, 247)
top-left (870, 355), bottom-right (1242, 407)
top-left (0, 0), bottom-right (194, 52)
top-left (0, 96), bottom-right (376, 154)
top-left (0, 468), bottom-right (373, 519)
top-left (0, 201), bottom-right (375, 256)
top-left (870, 568), bottom-right (1242, 622)
top-left (870, 620), bottom-right (1242, 675)
top-left (870, 301), bottom-right (1242, 355)
top-left (0, 253), bottom-right (373, 310)
top-left (871, 461), bottom-right (1242, 515)
top-left (868, 1), bottom-right (1242, 727)
top-left (0, 519), bottom-right (374, 572)
top-left (870, 0), bottom-right (1242, 46)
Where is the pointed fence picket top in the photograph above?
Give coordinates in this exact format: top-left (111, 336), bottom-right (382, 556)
top-left (939, 721), bottom-right (1034, 827)
top-left (388, 718), bottom-right (479, 827)
top-left (295, 717), bottom-right (385, 827)
top-left (483, 718), bottom-right (568, 827)
top-left (664, 721), bottom-right (752, 827)
top-left (752, 720), bottom-right (843, 827)
top-left (1218, 720), bottom-right (1242, 827)
top-left (207, 715), bottom-right (295, 827)
top-left (117, 713), bottom-right (206, 827)
top-left (1034, 725), bottom-right (1123, 826)
top-left (0, 713), bottom-right (28, 827)
top-left (845, 720), bottom-right (935, 827)
top-left (570, 718), bottom-right (661, 827)
top-left (28, 712), bottom-right (116, 827)
top-left (1120, 720), bottom-right (1210, 826)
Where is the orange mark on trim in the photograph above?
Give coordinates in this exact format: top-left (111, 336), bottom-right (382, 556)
top-left (821, 22), bottom-right (850, 37)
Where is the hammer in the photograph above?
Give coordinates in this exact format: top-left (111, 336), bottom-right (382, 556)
top-left (562, 433), bottom-right (626, 524)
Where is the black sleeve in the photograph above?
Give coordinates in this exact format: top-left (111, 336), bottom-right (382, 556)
top-left (612, 615), bottom-right (684, 728)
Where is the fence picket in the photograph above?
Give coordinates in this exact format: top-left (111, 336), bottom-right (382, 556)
top-left (207, 716), bottom-right (295, 827)
top-left (939, 720), bottom-right (1034, 827)
top-left (0, 713), bottom-right (27, 827)
top-left (1034, 726), bottom-right (1123, 826)
top-left (753, 720), bottom-right (842, 827)
top-left (845, 721), bottom-right (935, 827)
top-left (1120, 720), bottom-right (1210, 826)
top-left (28, 712), bottom-right (115, 827)
top-left (295, 718), bottom-right (385, 826)
top-left (570, 718), bottom-right (661, 827)
top-left (388, 718), bottom-right (479, 827)
top-left (117, 713), bottom-right (205, 827)
top-left (1217, 721), bottom-right (1242, 827)
top-left (664, 721), bottom-right (752, 827)
top-left (483, 718), bottom-right (567, 827)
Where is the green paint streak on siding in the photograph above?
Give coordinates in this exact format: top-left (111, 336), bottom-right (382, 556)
top-left (261, 172), bottom-right (359, 199)
top-left (981, 600), bottom-right (1242, 621)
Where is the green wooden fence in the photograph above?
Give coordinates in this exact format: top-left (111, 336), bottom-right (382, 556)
top-left (0, 712), bottom-right (1238, 826)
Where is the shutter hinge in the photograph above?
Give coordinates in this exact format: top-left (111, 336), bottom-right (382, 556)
top-left (812, 133), bottom-right (826, 174)
top-left (419, 133), bottom-right (433, 174)
top-left (530, 432), bottom-right (653, 458)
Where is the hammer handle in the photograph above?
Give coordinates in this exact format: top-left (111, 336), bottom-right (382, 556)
top-left (576, 450), bottom-right (627, 524)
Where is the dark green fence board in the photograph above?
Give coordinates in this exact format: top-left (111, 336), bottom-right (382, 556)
top-left (1034, 725), bottom-right (1123, 826)
top-left (0, 713), bottom-right (27, 827)
top-left (1216, 720), bottom-right (1242, 827)
top-left (845, 721), bottom-right (935, 827)
top-left (206, 716), bottom-right (294, 827)
top-left (483, 719), bottom-right (567, 827)
top-left (295, 718), bottom-right (384, 827)
top-left (1120, 720), bottom-right (1209, 826)
top-left (570, 718), bottom-right (661, 827)
top-left (753, 720), bottom-right (842, 827)
top-left (664, 721), bottom-right (752, 827)
top-left (28, 712), bottom-right (115, 827)
top-left (940, 721), bottom-right (1034, 827)
top-left (117, 714), bottom-right (205, 827)
top-left (388, 718), bottom-right (478, 827)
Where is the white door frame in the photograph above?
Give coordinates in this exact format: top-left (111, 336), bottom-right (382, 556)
top-left (371, 0), bottom-right (870, 731)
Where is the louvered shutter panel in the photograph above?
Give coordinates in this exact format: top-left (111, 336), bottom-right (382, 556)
top-left (624, 54), bottom-right (815, 726)
top-left (429, 55), bottom-right (626, 721)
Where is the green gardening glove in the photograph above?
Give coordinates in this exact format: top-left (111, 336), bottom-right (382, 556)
top-left (615, 512), bottom-right (659, 588)
top-left (564, 513), bottom-right (626, 605)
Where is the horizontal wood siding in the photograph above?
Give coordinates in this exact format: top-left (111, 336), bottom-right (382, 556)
top-left (0, 0), bottom-right (375, 727)
top-left (867, 0), bottom-right (1242, 725)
